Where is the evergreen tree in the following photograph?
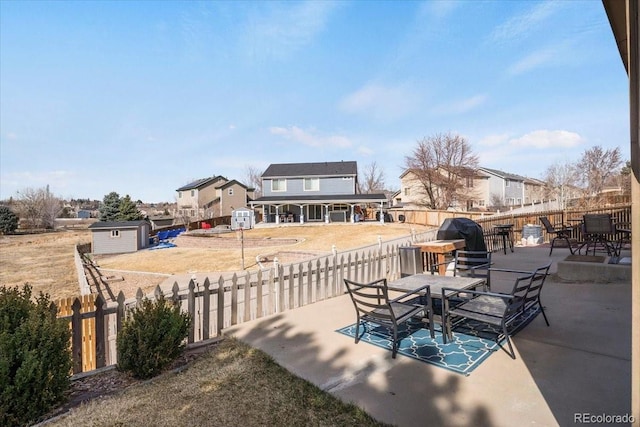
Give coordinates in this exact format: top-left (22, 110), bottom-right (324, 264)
top-left (0, 206), bottom-right (19, 234)
top-left (99, 192), bottom-right (121, 221)
top-left (118, 195), bottom-right (144, 221)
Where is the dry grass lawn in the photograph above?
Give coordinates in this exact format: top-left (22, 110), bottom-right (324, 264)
top-left (46, 338), bottom-right (388, 427)
top-left (1, 223), bottom-right (431, 301)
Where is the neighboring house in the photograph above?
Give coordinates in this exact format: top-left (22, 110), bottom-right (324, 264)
top-left (249, 161), bottom-right (388, 223)
top-left (396, 167), bottom-right (548, 211)
top-left (76, 209), bottom-right (92, 219)
top-left (88, 221), bottom-right (150, 255)
top-left (523, 177), bottom-right (546, 205)
top-left (397, 168), bottom-right (487, 211)
top-left (175, 176), bottom-right (254, 220)
top-left (478, 167), bottom-right (528, 208)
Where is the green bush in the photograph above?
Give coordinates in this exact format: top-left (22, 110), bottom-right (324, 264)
top-left (117, 295), bottom-right (191, 380)
top-left (0, 285), bottom-right (72, 427)
top-left (0, 206), bottom-right (19, 235)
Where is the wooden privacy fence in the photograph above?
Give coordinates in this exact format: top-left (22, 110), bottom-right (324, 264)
top-left (57, 242), bottom-right (419, 374)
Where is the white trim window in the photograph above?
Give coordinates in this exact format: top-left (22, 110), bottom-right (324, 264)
top-left (228, 188), bottom-right (234, 196)
top-left (304, 178), bottom-right (319, 191)
top-left (272, 179), bottom-right (286, 192)
top-left (110, 230), bottom-right (120, 238)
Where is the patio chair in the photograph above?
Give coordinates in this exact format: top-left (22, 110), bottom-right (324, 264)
top-left (343, 278), bottom-right (433, 358)
top-left (452, 250), bottom-right (493, 290)
top-left (523, 262), bottom-right (552, 326)
top-left (442, 262), bottom-right (551, 359)
top-left (539, 216), bottom-right (574, 255)
top-left (429, 250), bottom-right (492, 289)
top-left (579, 213), bottom-right (618, 256)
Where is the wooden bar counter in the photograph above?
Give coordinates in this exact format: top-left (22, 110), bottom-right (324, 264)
top-left (413, 239), bottom-right (466, 275)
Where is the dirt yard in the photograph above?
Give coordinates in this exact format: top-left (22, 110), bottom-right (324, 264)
top-left (1, 222), bottom-right (433, 301)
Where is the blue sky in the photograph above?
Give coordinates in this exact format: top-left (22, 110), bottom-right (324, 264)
top-left (0, 0), bottom-right (629, 203)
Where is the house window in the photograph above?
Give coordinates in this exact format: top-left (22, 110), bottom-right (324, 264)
top-left (272, 179), bottom-right (286, 192)
top-left (179, 193), bottom-right (182, 198)
top-left (505, 180), bottom-right (510, 187)
top-left (191, 190), bottom-right (195, 196)
top-left (228, 188), bottom-right (234, 196)
top-left (466, 177), bottom-right (474, 188)
top-left (304, 178), bottom-right (319, 191)
top-left (404, 188), bottom-right (411, 196)
top-left (110, 230), bottom-right (120, 238)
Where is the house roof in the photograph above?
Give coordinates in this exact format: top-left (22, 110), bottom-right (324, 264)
top-left (88, 220), bottom-right (149, 229)
top-left (478, 167), bottom-right (527, 182)
top-left (262, 161), bottom-right (357, 178)
top-left (176, 176), bottom-right (226, 191)
top-left (217, 179), bottom-right (249, 190)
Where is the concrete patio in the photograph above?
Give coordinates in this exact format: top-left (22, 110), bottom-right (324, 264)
top-left (224, 245), bottom-right (632, 426)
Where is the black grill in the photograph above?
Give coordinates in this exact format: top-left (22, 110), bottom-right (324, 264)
top-left (437, 218), bottom-right (487, 251)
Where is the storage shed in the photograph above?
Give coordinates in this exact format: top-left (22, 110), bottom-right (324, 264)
top-left (88, 220), bottom-right (151, 255)
top-left (231, 208), bottom-right (255, 230)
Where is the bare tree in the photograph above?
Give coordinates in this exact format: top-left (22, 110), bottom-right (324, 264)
top-left (575, 146), bottom-right (622, 207)
top-left (404, 132), bottom-right (479, 209)
top-left (359, 161), bottom-right (385, 194)
top-left (542, 160), bottom-right (578, 209)
top-left (244, 165), bottom-right (263, 198)
top-left (15, 185), bottom-right (62, 229)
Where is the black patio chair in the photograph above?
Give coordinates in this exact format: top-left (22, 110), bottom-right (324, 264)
top-left (430, 250), bottom-right (493, 290)
top-left (579, 213), bottom-right (618, 256)
top-left (343, 278), bottom-right (432, 358)
top-left (539, 216), bottom-right (574, 255)
top-left (442, 262), bottom-right (551, 359)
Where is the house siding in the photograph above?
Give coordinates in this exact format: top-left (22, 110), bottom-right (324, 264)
top-left (216, 184), bottom-right (248, 217)
top-left (90, 223), bottom-right (150, 255)
top-left (262, 176), bottom-right (354, 197)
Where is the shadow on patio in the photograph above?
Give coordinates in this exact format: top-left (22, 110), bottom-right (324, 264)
top-left (223, 245), bottom-right (632, 426)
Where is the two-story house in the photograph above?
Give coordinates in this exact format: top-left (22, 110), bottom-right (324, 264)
top-left (477, 167), bottom-right (532, 209)
top-left (175, 176), bottom-right (254, 220)
top-left (396, 168), bottom-right (488, 211)
top-left (249, 161), bottom-right (388, 224)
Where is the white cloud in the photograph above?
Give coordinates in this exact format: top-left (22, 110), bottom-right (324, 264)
top-left (478, 133), bottom-right (511, 147)
top-left (489, 1), bottom-right (560, 44)
top-left (339, 83), bottom-right (419, 120)
top-left (357, 145), bottom-right (375, 156)
top-left (242, 1), bottom-right (339, 60)
top-left (435, 94), bottom-right (488, 115)
top-left (269, 126), bottom-right (352, 148)
top-left (509, 130), bottom-right (582, 149)
top-left (507, 46), bottom-right (558, 75)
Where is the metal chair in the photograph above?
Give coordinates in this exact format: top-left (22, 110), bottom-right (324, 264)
top-left (451, 250), bottom-right (493, 290)
top-left (442, 262), bottom-right (551, 359)
top-left (343, 278), bottom-right (433, 358)
top-left (579, 213), bottom-right (618, 256)
top-left (539, 216), bottom-right (574, 255)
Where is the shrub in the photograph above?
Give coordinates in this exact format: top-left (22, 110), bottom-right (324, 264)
top-left (0, 284), bottom-right (72, 427)
top-left (0, 206), bottom-right (19, 234)
top-left (117, 295), bottom-right (191, 379)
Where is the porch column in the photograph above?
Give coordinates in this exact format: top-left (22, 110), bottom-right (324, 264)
top-left (275, 206), bottom-right (280, 224)
top-left (628, 0), bottom-right (640, 421)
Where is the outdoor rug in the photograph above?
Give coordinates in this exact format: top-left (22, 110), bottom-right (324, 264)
top-left (336, 306), bottom-right (540, 376)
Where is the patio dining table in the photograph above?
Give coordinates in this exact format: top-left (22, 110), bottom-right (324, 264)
top-left (387, 274), bottom-right (485, 341)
